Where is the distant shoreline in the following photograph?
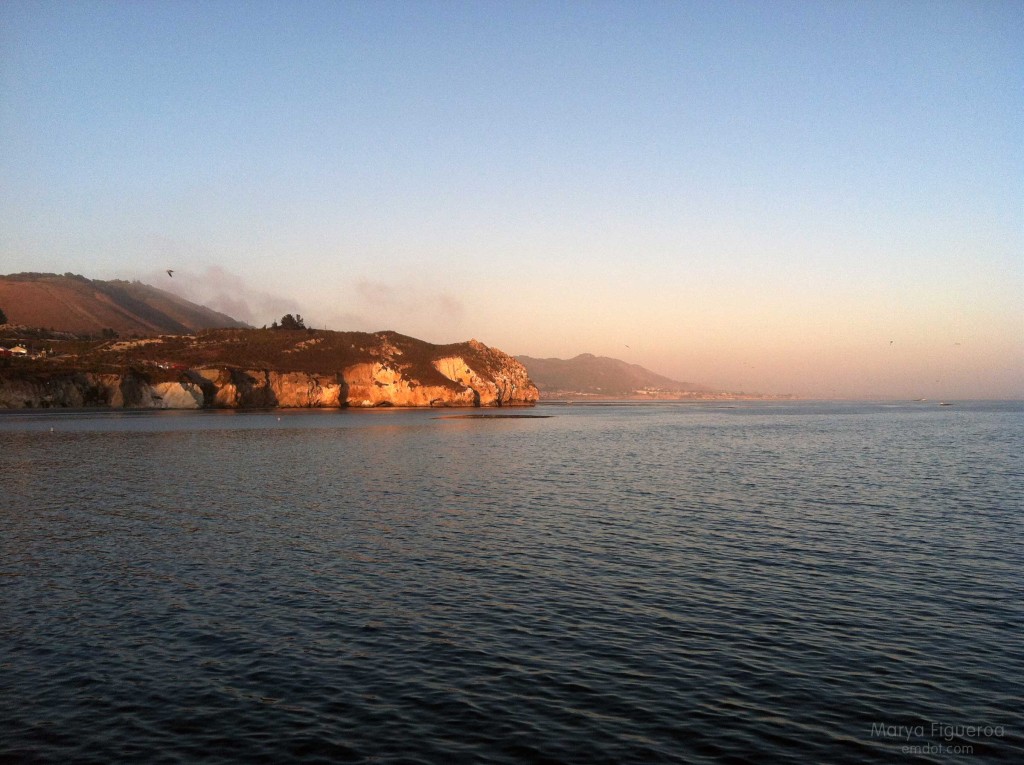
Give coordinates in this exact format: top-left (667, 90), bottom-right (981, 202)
top-left (537, 394), bottom-right (797, 403)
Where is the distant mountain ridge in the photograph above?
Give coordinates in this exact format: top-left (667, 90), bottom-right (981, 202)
top-left (0, 272), bottom-right (248, 335)
top-left (517, 353), bottom-right (714, 398)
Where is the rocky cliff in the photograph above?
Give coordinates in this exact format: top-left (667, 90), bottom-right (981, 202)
top-left (0, 330), bottom-right (538, 409)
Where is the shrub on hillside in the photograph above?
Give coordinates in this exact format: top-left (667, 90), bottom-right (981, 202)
top-left (273, 314), bottom-right (306, 330)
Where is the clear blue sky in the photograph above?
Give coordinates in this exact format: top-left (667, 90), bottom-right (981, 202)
top-left (2, 0), bottom-right (1021, 397)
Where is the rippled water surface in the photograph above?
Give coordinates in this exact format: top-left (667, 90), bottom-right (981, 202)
top-left (2, 402), bottom-right (1022, 763)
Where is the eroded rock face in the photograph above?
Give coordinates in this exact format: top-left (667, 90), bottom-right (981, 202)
top-left (152, 381), bottom-right (204, 409)
top-left (0, 374), bottom-right (110, 409)
top-left (433, 348), bottom-right (537, 406)
top-left (271, 371), bottom-right (342, 408)
top-left (0, 340), bottom-right (539, 409)
top-left (342, 362), bottom-right (475, 407)
top-left (0, 377), bottom-right (59, 408)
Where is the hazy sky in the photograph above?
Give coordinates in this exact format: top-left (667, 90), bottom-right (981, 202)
top-left (2, 1), bottom-right (1021, 398)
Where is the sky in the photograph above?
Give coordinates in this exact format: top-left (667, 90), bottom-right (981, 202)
top-left (1, 0), bottom-right (1021, 398)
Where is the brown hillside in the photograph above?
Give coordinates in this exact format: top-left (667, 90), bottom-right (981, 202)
top-left (0, 273), bottom-right (248, 335)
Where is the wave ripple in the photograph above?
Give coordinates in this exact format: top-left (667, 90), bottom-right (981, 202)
top-left (2, 403), bottom-right (1022, 762)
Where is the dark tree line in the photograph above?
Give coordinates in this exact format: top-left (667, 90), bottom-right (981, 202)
top-left (271, 314), bottom-right (306, 330)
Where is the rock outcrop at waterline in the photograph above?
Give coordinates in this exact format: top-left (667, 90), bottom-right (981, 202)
top-left (0, 369), bottom-right (458, 409)
top-left (0, 330), bottom-right (539, 409)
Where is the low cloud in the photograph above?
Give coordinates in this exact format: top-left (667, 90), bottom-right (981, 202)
top-left (140, 267), bottom-right (470, 339)
top-left (149, 266), bottom-right (300, 327)
top-left (340, 279), bottom-right (469, 340)
top-left (355, 279), bottom-right (465, 321)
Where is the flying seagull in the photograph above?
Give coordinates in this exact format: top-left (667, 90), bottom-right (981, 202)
top-left (166, 269), bottom-right (174, 277)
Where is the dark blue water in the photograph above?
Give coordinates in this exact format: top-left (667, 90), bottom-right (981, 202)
top-left (2, 402), bottom-right (1022, 763)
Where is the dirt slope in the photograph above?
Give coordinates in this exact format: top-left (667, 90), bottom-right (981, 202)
top-left (0, 273), bottom-right (248, 334)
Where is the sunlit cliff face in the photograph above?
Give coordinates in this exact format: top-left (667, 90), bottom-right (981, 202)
top-left (0, 329), bottom-right (540, 410)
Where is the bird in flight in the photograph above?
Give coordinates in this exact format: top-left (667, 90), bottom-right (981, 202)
top-left (166, 269), bottom-right (174, 277)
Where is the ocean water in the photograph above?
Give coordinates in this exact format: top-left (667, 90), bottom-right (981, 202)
top-left (1, 401), bottom-right (1021, 764)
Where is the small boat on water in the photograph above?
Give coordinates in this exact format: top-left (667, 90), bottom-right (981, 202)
top-left (939, 402), bottom-right (952, 406)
